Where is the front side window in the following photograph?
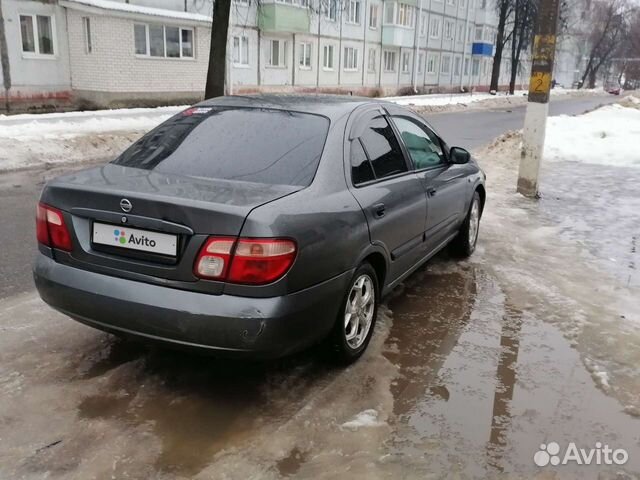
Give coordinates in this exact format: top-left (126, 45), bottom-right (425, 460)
top-left (134, 24), bottom-right (194, 58)
top-left (113, 107), bottom-right (330, 187)
top-left (392, 116), bottom-right (445, 169)
top-left (360, 116), bottom-right (407, 179)
top-left (20, 14), bottom-right (54, 56)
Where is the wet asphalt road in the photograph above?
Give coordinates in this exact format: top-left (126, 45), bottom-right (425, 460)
top-left (0, 94), bottom-right (618, 300)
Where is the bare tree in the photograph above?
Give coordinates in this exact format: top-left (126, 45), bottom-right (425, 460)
top-left (507, 0), bottom-right (537, 93)
top-left (205, 0), bottom-right (232, 99)
top-left (489, 0), bottom-right (514, 93)
top-left (579, 0), bottom-right (629, 88)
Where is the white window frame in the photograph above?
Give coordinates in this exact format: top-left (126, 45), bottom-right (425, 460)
top-left (444, 19), bottom-right (454, 39)
top-left (426, 52), bottom-right (439, 74)
top-left (419, 13), bottom-right (427, 36)
top-left (401, 51), bottom-right (411, 73)
top-left (233, 35), bottom-right (249, 66)
top-left (267, 39), bottom-right (287, 67)
top-left (19, 14), bottom-right (57, 58)
top-left (446, 0), bottom-right (455, 6)
top-left (369, 4), bottom-right (378, 29)
top-left (457, 22), bottom-right (464, 43)
top-left (467, 24), bottom-right (473, 44)
top-left (383, 1), bottom-right (395, 24)
top-left (463, 57), bottom-right (470, 75)
top-left (323, 44), bottom-right (335, 70)
top-left (235, 0), bottom-right (250, 4)
top-left (474, 26), bottom-right (483, 41)
top-left (134, 24), bottom-right (194, 59)
top-left (368, 48), bottom-right (377, 72)
top-left (343, 46), bottom-right (359, 71)
top-left (82, 16), bottom-right (92, 54)
top-left (429, 17), bottom-right (441, 39)
top-left (383, 50), bottom-right (396, 72)
top-left (346, 0), bottom-right (361, 24)
top-left (417, 51), bottom-right (424, 73)
top-left (324, 0), bottom-right (337, 20)
top-left (299, 41), bottom-right (312, 69)
top-left (441, 53), bottom-right (451, 74)
top-left (396, 3), bottom-right (414, 27)
top-left (453, 55), bottom-right (461, 75)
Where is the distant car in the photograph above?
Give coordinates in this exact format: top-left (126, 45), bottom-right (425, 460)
top-left (33, 95), bottom-right (485, 362)
top-left (607, 86), bottom-right (621, 95)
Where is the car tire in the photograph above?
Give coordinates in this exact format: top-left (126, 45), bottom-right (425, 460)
top-left (450, 191), bottom-right (481, 258)
top-left (328, 263), bottom-right (379, 364)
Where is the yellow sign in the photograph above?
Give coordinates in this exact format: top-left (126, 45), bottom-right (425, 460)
top-left (528, 71), bottom-right (551, 97)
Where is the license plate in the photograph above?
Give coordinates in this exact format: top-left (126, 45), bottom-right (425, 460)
top-left (93, 222), bottom-right (177, 256)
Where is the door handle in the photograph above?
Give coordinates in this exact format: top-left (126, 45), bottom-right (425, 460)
top-left (427, 187), bottom-right (437, 197)
top-left (372, 203), bottom-right (386, 218)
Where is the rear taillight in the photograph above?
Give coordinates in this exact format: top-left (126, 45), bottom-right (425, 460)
top-left (194, 237), bottom-right (296, 285)
top-left (36, 203), bottom-right (72, 251)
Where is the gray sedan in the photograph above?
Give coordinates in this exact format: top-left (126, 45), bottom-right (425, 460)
top-left (33, 95), bottom-right (485, 363)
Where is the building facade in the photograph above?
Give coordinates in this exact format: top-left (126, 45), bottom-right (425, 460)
top-left (0, 0), bottom-right (530, 111)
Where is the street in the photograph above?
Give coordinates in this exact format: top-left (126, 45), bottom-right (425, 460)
top-left (1, 94), bottom-right (639, 479)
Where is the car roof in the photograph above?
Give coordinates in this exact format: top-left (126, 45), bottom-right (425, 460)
top-left (197, 94), bottom-right (393, 121)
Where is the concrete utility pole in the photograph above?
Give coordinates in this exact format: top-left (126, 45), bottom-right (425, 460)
top-left (516, 0), bottom-right (561, 197)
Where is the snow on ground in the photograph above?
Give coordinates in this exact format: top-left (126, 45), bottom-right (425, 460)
top-left (0, 106), bottom-right (183, 140)
top-left (340, 409), bottom-right (384, 430)
top-left (544, 98), bottom-right (640, 169)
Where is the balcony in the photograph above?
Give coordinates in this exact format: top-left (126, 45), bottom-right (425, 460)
top-left (258, 3), bottom-right (310, 33)
top-left (382, 26), bottom-right (415, 48)
top-left (472, 42), bottom-right (493, 56)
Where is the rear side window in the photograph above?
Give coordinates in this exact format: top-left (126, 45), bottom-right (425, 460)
top-left (360, 116), bottom-right (407, 179)
top-left (350, 139), bottom-right (375, 185)
top-left (113, 107), bottom-right (330, 187)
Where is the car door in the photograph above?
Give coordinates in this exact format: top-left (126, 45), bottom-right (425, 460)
top-left (386, 109), bottom-right (468, 250)
top-left (347, 108), bottom-right (428, 284)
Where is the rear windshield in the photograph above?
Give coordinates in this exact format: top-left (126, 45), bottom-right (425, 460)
top-left (112, 107), bottom-right (330, 186)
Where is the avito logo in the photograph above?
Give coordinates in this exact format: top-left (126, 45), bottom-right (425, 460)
top-left (113, 229), bottom-right (157, 248)
top-left (534, 442), bottom-right (629, 467)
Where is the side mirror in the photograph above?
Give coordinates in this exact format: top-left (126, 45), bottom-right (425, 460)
top-left (450, 147), bottom-right (471, 164)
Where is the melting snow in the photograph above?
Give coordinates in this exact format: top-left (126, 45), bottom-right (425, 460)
top-left (340, 409), bottom-right (384, 430)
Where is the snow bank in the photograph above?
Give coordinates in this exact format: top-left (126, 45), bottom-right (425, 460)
top-left (545, 102), bottom-right (640, 169)
top-left (0, 106), bottom-right (183, 140)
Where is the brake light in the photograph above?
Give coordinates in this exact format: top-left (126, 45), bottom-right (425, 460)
top-left (36, 203), bottom-right (72, 251)
top-left (194, 237), bottom-right (297, 285)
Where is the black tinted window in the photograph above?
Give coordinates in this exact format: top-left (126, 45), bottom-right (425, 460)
top-left (360, 116), bottom-right (407, 179)
top-left (351, 139), bottom-right (375, 185)
top-left (113, 107), bottom-right (330, 186)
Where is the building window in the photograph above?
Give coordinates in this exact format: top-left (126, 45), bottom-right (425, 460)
top-left (429, 17), bottom-right (441, 38)
top-left (454, 56), bottom-right (461, 75)
top-left (397, 3), bottom-right (414, 27)
top-left (426, 52), bottom-right (439, 73)
top-left (460, 0), bottom-right (467, 7)
top-left (464, 57), bottom-right (470, 75)
top-left (472, 57), bottom-right (480, 75)
top-left (323, 44), bottom-right (334, 69)
top-left (474, 26), bottom-right (483, 41)
top-left (344, 46), bottom-right (359, 71)
top-left (299, 42), bottom-right (312, 68)
top-left (457, 23), bottom-right (464, 43)
top-left (268, 39), bottom-right (286, 67)
top-left (134, 24), bottom-right (194, 58)
top-left (346, 0), bottom-right (361, 24)
top-left (233, 36), bottom-right (249, 65)
top-left (383, 50), bottom-right (396, 72)
top-left (401, 51), bottom-right (411, 73)
top-left (325, 0), bottom-right (337, 21)
top-left (441, 54), bottom-right (451, 74)
top-left (384, 2), bottom-right (394, 24)
top-left (444, 19), bottom-right (454, 39)
top-left (467, 24), bottom-right (473, 43)
top-left (83, 17), bottom-right (92, 54)
top-left (417, 52), bottom-right (424, 73)
top-left (369, 4), bottom-right (378, 29)
top-left (235, 0), bottom-right (250, 4)
top-left (20, 14), bottom-right (55, 56)
top-left (419, 13), bottom-right (427, 36)
top-left (368, 49), bottom-right (376, 72)
top-left (447, 0), bottom-right (455, 5)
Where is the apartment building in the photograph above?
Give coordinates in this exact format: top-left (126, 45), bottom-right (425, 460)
top-left (0, 0), bottom-right (525, 111)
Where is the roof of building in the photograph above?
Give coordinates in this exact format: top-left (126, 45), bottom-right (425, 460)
top-left (60, 0), bottom-right (212, 24)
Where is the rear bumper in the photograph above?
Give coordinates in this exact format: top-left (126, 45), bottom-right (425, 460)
top-left (33, 253), bottom-right (352, 358)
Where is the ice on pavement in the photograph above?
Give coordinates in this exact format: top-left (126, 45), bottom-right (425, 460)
top-left (545, 99), bottom-right (640, 168)
top-left (340, 409), bottom-right (384, 430)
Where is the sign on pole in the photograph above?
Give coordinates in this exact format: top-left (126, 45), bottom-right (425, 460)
top-left (517, 0), bottom-right (561, 197)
